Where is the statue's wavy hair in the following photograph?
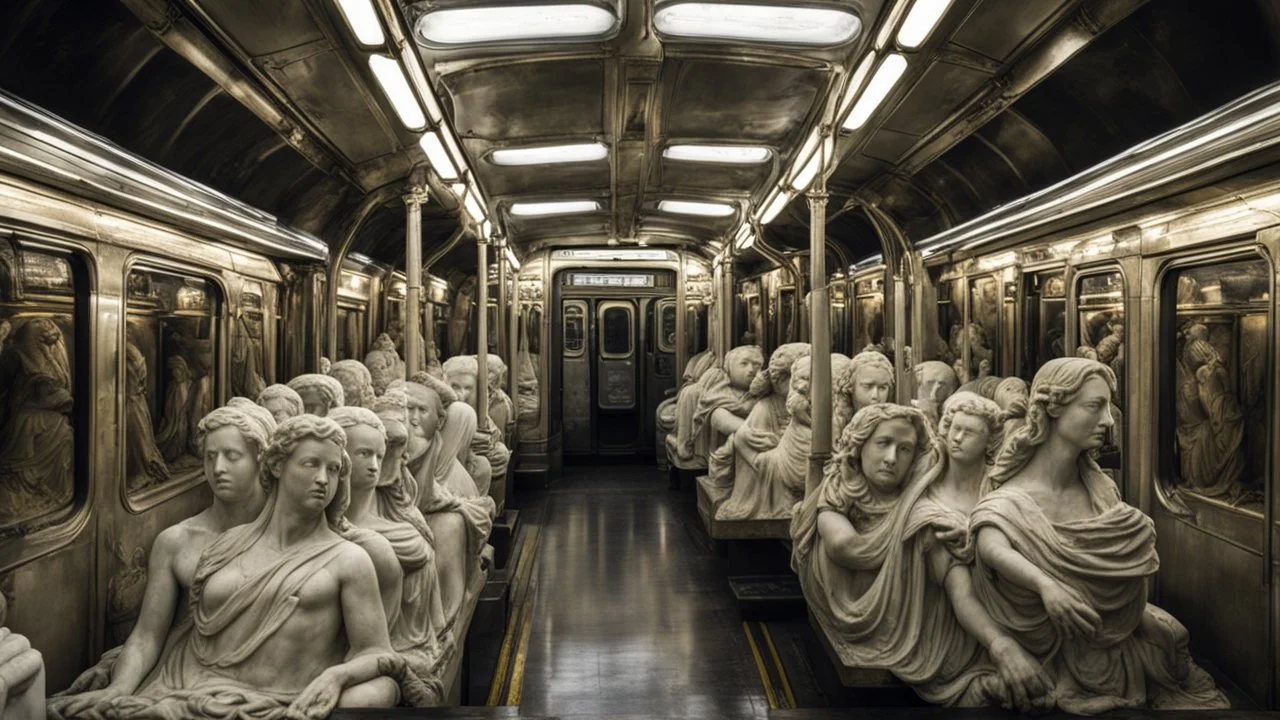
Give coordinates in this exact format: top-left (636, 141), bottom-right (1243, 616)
top-left (984, 357), bottom-right (1117, 492)
top-left (748, 342), bottom-right (810, 398)
top-left (833, 350), bottom-right (895, 432)
top-left (195, 406), bottom-right (273, 463)
top-left (409, 371), bottom-right (459, 409)
top-left (256, 383), bottom-right (304, 418)
top-left (286, 373), bottom-right (345, 412)
top-left (821, 403), bottom-right (938, 520)
top-left (936, 391), bottom-right (1004, 466)
top-left (260, 414), bottom-right (351, 530)
top-left (329, 359), bottom-right (376, 409)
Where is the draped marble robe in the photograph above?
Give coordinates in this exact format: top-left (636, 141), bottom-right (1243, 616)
top-left (969, 464), bottom-right (1229, 715)
top-left (410, 403), bottom-right (495, 573)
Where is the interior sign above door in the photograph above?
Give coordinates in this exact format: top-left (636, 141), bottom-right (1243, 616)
top-left (569, 273), bottom-right (655, 288)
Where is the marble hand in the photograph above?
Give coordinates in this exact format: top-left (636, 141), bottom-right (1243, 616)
top-left (1039, 579), bottom-right (1100, 638)
top-left (47, 685), bottom-right (126, 716)
top-left (288, 671), bottom-right (343, 720)
top-left (932, 524), bottom-right (965, 546)
top-left (990, 635), bottom-right (1054, 714)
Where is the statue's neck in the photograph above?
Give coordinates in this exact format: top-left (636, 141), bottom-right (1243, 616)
top-left (346, 484), bottom-right (377, 525)
top-left (266, 505), bottom-right (328, 548)
top-left (941, 457), bottom-right (983, 493)
top-left (208, 492), bottom-right (265, 531)
top-left (1023, 433), bottom-right (1084, 490)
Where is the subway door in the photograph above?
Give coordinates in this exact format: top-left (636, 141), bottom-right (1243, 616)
top-left (596, 300), bottom-right (640, 453)
top-left (645, 298), bottom-right (677, 452)
top-left (561, 299), bottom-right (591, 454)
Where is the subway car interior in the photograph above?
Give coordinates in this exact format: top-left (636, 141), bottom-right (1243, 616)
top-left (2, 0), bottom-right (1280, 718)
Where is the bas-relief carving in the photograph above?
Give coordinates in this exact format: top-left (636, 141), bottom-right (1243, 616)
top-left (516, 309), bottom-right (539, 433)
top-left (104, 536), bottom-right (147, 647)
top-left (1174, 322), bottom-right (1253, 505)
top-left (124, 341), bottom-right (171, 494)
top-left (229, 315), bottom-right (266, 401)
top-left (0, 316), bottom-right (74, 530)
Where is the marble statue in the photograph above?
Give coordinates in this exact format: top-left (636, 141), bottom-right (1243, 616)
top-left (399, 381), bottom-right (495, 622)
top-left (58, 415), bottom-right (441, 718)
top-left (448, 276), bottom-right (476, 359)
top-left (365, 333), bottom-right (405, 396)
top-left (912, 360), bottom-right (958, 427)
top-left (0, 317), bottom-right (73, 526)
top-left (971, 357), bottom-right (1228, 714)
top-left (229, 316), bottom-right (266, 401)
top-left (329, 407), bottom-right (448, 698)
top-left (330, 360), bottom-right (376, 410)
top-left (656, 349), bottom-right (716, 443)
top-left (50, 406), bottom-right (273, 717)
top-left (484, 354), bottom-right (514, 445)
top-left (439, 357), bottom-right (508, 504)
top-left (154, 356), bottom-right (193, 463)
top-left (715, 352), bottom-right (850, 522)
top-left (951, 324), bottom-right (993, 382)
top-left (672, 345), bottom-right (762, 464)
top-left (992, 376), bottom-right (1029, 440)
top-left (1, 594), bottom-right (46, 720)
top-left (1176, 330), bottom-right (1247, 500)
top-left (256, 384), bottom-right (304, 425)
top-left (178, 344), bottom-right (215, 461)
top-left (516, 314), bottom-right (539, 431)
top-left (706, 343), bottom-right (811, 515)
top-left (319, 356), bottom-right (331, 374)
top-left (125, 342), bottom-right (170, 493)
top-left (288, 373), bottom-right (345, 417)
top-left (957, 374), bottom-right (1000, 400)
top-left (833, 350), bottom-right (895, 437)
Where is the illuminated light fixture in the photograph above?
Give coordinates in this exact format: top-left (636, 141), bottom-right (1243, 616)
top-left (510, 200), bottom-right (601, 217)
top-left (759, 191), bottom-right (790, 224)
top-left (789, 149), bottom-right (823, 193)
top-left (734, 225), bottom-right (756, 250)
top-left (418, 131), bottom-right (459, 181)
top-left (658, 200), bottom-right (735, 217)
top-left (490, 142), bottom-right (608, 166)
top-left (837, 52), bottom-right (877, 118)
top-left (368, 55), bottom-right (426, 130)
top-left (415, 4), bottom-right (619, 45)
top-left (654, 3), bottom-right (861, 46)
top-left (334, 0), bottom-right (385, 46)
top-left (463, 189), bottom-right (487, 224)
top-left (450, 182), bottom-right (467, 199)
top-left (896, 0), bottom-right (952, 49)
top-left (481, 219), bottom-right (493, 238)
top-left (843, 53), bottom-right (907, 131)
top-left (505, 246), bottom-right (520, 269)
top-left (663, 145), bottom-right (771, 164)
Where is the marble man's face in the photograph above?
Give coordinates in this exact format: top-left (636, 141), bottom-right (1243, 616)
top-left (297, 387), bottom-right (329, 417)
top-left (946, 411), bottom-right (989, 466)
top-left (344, 423), bottom-right (385, 493)
top-left (1055, 376), bottom-right (1114, 451)
top-left (917, 366), bottom-right (956, 405)
top-left (204, 426), bottom-right (260, 504)
top-left (448, 372), bottom-right (476, 404)
top-left (852, 367), bottom-right (893, 410)
top-left (790, 365), bottom-right (811, 399)
top-left (860, 417), bottom-right (918, 495)
top-left (728, 353), bottom-right (762, 389)
top-left (278, 438), bottom-right (342, 514)
top-left (405, 387), bottom-right (442, 438)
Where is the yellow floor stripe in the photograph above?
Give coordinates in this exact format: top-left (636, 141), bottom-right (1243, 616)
top-left (486, 529), bottom-right (542, 705)
top-left (505, 581), bottom-right (538, 706)
top-left (760, 622), bottom-right (796, 709)
top-left (742, 621), bottom-right (778, 710)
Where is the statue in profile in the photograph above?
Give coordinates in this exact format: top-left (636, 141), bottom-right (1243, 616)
top-left (0, 317), bottom-right (74, 526)
top-left (440, 358), bottom-right (508, 502)
top-left (833, 350), bottom-right (895, 436)
top-left (1175, 327), bottom-right (1247, 500)
top-left (50, 406), bottom-right (273, 717)
top-left (0, 593), bottom-right (45, 720)
top-left (365, 333), bottom-right (405, 396)
top-left (330, 360), bottom-right (376, 410)
top-left (154, 356), bottom-right (194, 463)
top-left (287, 373), bottom-right (345, 417)
top-left (256, 384), bottom-right (304, 425)
top-left (125, 342), bottom-right (170, 493)
top-left (912, 360), bottom-right (958, 427)
top-left (330, 407), bottom-right (448, 698)
top-left (484, 354), bottom-right (514, 445)
top-left (673, 345), bottom-right (762, 463)
top-left (447, 276), bottom-right (477, 360)
top-left (971, 357), bottom-right (1228, 714)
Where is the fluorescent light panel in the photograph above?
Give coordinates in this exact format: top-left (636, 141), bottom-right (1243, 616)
top-left (658, 200), bottom-right (735, 217)
top-left (490, 142), bottom-right (607, 166)
top-left (334, 0), bottom-right (385, 46)
top-left (837, 52), bottom-right (877, 118)
top-left (368, 55), bottom-right (426, 130)
top-left (464, 189), bottom-right (487, 223)
top-left (790, 151), bottom-right (822, 192)
top-left (416, 4), bottom-right (618, 45)
top-left (510, 200), bottom-right (600, 217)
top-left (418, 131), bottom-right (459, 181)
top-left (843, 53), bottom-right (907, 131)
top-left (506, 247), bottom-right (520, 269)
top-left (896, 0), bottom-right (952, 49)
top-left (654, 3), bottom-right (861, 45)
top-left (759, 191), bottom-right (790, 224)
top-left (663, 144), bottom-right (771, 164)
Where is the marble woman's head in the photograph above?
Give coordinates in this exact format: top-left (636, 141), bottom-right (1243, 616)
top-left (261, 414), bottom-right (352, 529)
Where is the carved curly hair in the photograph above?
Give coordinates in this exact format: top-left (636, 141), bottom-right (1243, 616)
top-left (936, 391), bottom-right (1004, 466)
top-left (256, 383), bottom-right (304, 419)
top-left (195, 405), bottom-right (273, 462)
top-left (260, 414), bottom-right (351, 530)
top-left (833, 350), bottom-right (895, 433)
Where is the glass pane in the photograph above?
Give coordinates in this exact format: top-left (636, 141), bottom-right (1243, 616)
top-left (778, 289), bottom-right (796, 345)
top-left (1040, 271), bottom-right (1067, 367)
top-left (936, 278), bottom-right (962, 364)
top-left (564, 305), bottom-right (585, 356)
top-left (1076, 270), bottom-right (1125, 474)
top-left (659, 302), bottom-right (676, 352)
top-left (1169, 258), bottom-right (1270, 512)
top-left (968, 275), bottom-right (1000, 376)
top-left (231, 284), bottom-right (267, 398)
top-left (855, 295), bottom-right (884, 351)
top-left (0, 246), bottom-right (77, 533)
top-left (126, 268), bottom-right (218, 496)
top-left (602, 306), bottom-right (631, 356)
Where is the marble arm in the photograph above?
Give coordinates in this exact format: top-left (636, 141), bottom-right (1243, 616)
top-left (709, 407), bottom-right (745, 437)
top-left (975, 527), bottom-right (1056, 596)
top-left (816, 510), bottom-right (878, 571)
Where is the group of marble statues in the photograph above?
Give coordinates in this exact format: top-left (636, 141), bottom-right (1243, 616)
top-left (42, 340), bottom-right (513, 720)
top-left (662, 342), bottom-right (1228, 713)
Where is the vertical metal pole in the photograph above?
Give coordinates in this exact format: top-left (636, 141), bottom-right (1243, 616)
top-left (507, 248), bottom-right (520, 445)
top-left (806, 134), bottom-right (832, 497)
top-left (404, 186), bottom-right (428, 375)
top-left (712, 261), bottom-right (725, 360)
top-left (476, 234), bottom-right (490, 417)
top-left (722, 244), bottom-right (735, 351)
top-left (893, 261), bottom-right (909, 403)
top-left (675, 251), bottom-right (687, 379)
top-left (497, 238), bottom-right (509, 360)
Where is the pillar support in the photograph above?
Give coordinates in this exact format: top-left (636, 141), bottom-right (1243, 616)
top-left (805, 134), bottom-right (832, 497)
top-left (403, 185), bottom-right (429, 375)
top-left (476, 232), bottom-right (490, 419)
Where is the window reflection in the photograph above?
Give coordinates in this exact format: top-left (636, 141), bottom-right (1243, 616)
top-left (564, 304), bottom-right (585, 356)
top-left (231, 283), bottom-right (267, 397)
top-left (1076, 270), bottom-right (1125, 474)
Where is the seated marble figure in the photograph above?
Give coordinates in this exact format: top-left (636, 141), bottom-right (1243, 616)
top-left (483, 354), bottom-right (514, 446)
top-left (707, 344), bottom-right (810, 489)
top-left (833, 351), bottom-right (895, 437)
top-left (912, 360), bottom-right (958, 427)
top-left (257, 383), bottom-right (304, 425)
top-left (329, 360), bottom-right (376, 410)
top-left (712, 352), bottom-right (851, 522)
top-left (329, 407), bottom-right (449, 699)
top-left (656, 348), bottom-right (716, 443)
top-left (58, 415), bottom-right (442, 719)
top-left (364, 333), bottom-right (405, 396)
top-left (669, 345), bottom-right (762, 465)
top-left (0, 594), bottom-right (44, 720)
top-left (970, 357), bottom-right (1228, 714)
top-left (288, 373), bottom-right (345, 417)
top-left (440, 357), bottom-right (508, 502)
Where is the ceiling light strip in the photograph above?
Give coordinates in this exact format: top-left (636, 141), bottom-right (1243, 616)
top-left (334, 0), bottom-right (386, 46)
top-left (510, 200), bottom-right (601, 217)
top-left (416, 4), bottom-right (620, 46)
top-left (896, 0), bottom-right (953, 49)
top-left (490, 142), bottom-right (608, 166)
top-left (654, 3), bottom-right (862, 46)
top-left (368, 54), bottom-right (426, 130)
top-left (664, 144), bottom-right (771, 164)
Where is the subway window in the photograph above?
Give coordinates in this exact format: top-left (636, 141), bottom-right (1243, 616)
top-left (601, 305), bottom-right (632, 357)
top-left (231, 282), bottom-right (267, 397)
